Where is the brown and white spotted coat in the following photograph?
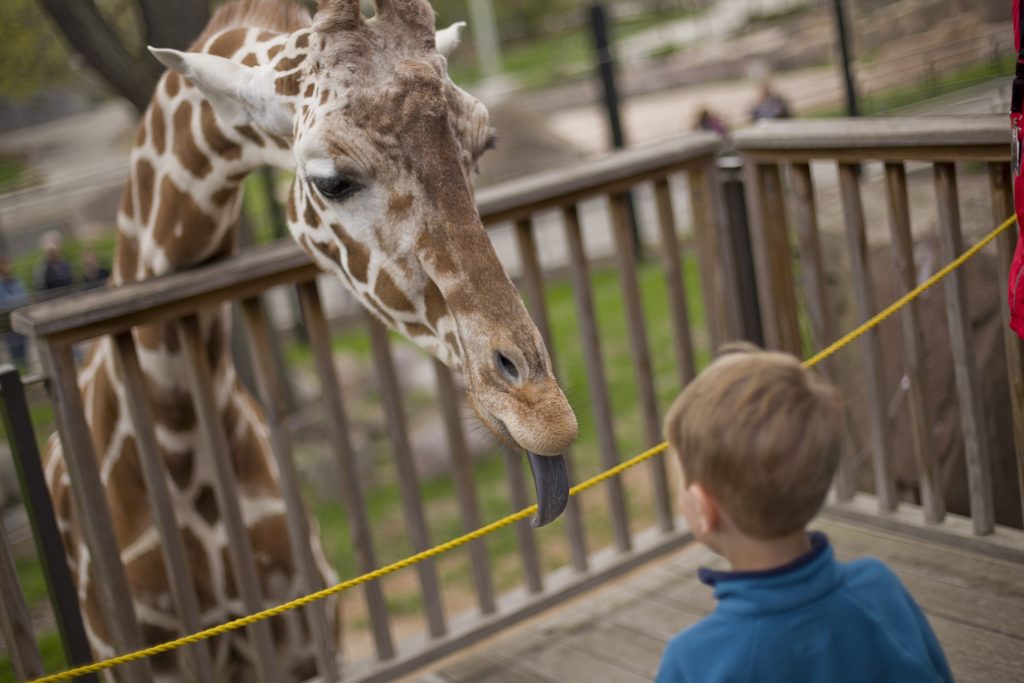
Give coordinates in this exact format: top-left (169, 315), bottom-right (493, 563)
top-left (44, 0), bottom-right (578, 680)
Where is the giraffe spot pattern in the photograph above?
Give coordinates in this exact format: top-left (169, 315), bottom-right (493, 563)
top-left (154, 176), bottom-right (219, 267)
top-left (150, 100), bottom-right (167, 155)
top-left (303, 199), bottom-right (321, 228)
top-left (404, 322), bottom-right (432, 337)
top-left (294, 32), bottom-right (309, 49)
top-left (135, 159), bottom-right (156, 223)
top-left (331, 224), bottom-right (369, 283)
top-left (387, 192), bottom-right (414, 220)
top-left (212, 187), bottom-right (237, 206)
top-left (196, 486), bottom-right (218, 526)
top-left (172, 102), bottom-right (213, 178)
top-left (275, 72), bottom-right (302, 97)
top-left (200, 101), bottom-right (243, 161)
top-left (374, 269), bottom-right (415, 313)
top-left (235, 125), bottom-right (264, 147)
top-left (424, 279), bottom-right (448, 328)
top-left (206, 27), bottom-right (248, 58)
top-left (241, 52), bottom-right (260, 67)
top-left (275, 54), bottom-right (306, 72)
top-left (267, 44), bottom-right (285, 60)
top-left (117, 234), bottom-right (140, 283)
top-left (164, 70), bottom-right (181, 98)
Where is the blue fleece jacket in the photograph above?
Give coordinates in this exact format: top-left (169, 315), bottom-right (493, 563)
top-left (655, 533), bottom-right (953, 683)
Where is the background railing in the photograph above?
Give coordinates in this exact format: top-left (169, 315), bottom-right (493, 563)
top-left (735, 116), bottom-right (1023, 542)
top-left (2, 133), bottom-right (729, 682)
top-left (2, 118), bottom-right (1023, 682)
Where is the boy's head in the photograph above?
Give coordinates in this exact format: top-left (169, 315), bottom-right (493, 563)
top-left (664, 344), bottom-right (843, 542)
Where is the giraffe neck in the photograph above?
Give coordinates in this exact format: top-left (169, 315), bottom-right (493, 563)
top-left (115, 27), bottom-right (303, 285)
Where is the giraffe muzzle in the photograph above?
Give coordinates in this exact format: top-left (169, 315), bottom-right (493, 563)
top-left (527, 451), bottom-right (570, 527)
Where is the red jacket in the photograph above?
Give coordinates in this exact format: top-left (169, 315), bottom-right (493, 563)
top-left (1011, 0), bottom-right (1024, 338)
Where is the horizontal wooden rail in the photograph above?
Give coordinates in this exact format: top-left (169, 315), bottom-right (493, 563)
top-left (734, 116), bottom-right (1007, 162)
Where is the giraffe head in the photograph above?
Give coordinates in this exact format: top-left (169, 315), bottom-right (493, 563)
top-left (150, 0), bottom-right (577, 525)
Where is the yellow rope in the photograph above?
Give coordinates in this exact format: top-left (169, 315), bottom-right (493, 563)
top-left (29, 214), bottom-right (1018, 683)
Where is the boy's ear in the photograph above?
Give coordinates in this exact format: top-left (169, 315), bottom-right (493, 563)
top-left (148, 47), bottom-right (295, 137)
top-left (689, 482), bottom-right (720, 535)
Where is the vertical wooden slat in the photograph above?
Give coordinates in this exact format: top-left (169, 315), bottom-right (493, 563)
top-left (513, 218), bottom-right (588, 572)
top-left (790, 163), bottom-right (856, 500)
top-left (609, 192), bottom-right (674, 533)
top-left (562, 205), bottom-right (631, 554)
top-left (934, 163), bottom-right (994, 534)
top-left (743, 162), bottom-right (802, 355)
top-left (432, 360), bottom-right (496, 614)
top-left (689, 161), bottom-right (739, 347)
top-left (111, 333), bottom-right (217, 683)
top-left (987, 162), bottom-right (1024, 516)
top-left (239, 298), bottom-right (339, 681)
top-left (0, 513), bottom-right (43, 681)
top-left (653, 178), bottom-right (697, 387)
top-left (503, 450), bottom-right (543, 594)
top-left (883, 163), bottom-right (944, 523)
top-left (838, 163), bottom-right (898, 511)
top-left (0, 367), bottom-right (97, 682)
top-left (296, 281), bottom-right (394, 659)
top-left (365, 316), bottom-right (446, 637)
top-left (176, 315), bottom-right (283, 683)
top-left (790, 164), bottom-right (857, 499)
top-left (36, 342), bottom-right (153, 683)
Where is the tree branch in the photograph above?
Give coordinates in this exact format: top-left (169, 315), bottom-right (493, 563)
top-left (38, 0), bottom-right (163, 112)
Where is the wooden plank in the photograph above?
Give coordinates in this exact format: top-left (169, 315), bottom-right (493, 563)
top-left (742, 163), bottom-right (802, 355)
top-left (111, 333), bottom-right (216, 683)
top-left (435, 654), bottom-right (556, 683)
top-left (825, 494), bottom-right (1024, 565)
top-left (433, 359), bottom-right (497, 615)
top-left (838, 163), bottom-right (898, 511)
top-left (239, 299), bottom-right (338, 681)
top-left (562, 205), bottom-right (630, 554)
top-left (732, 116), bottom-right (1006, 154)
top-left (491, 630), bottom-right (648, 683)
top-left (504, 452), bottom-right (544, 595)
top-left (475, 134), bottom-right (719, 224)
top-left (883, 163), bottom-right (944, 523)
top-left (789, 162), bottom-right (856, 500)
top-left (538, 619), bottom-right (666, 680)
top-left (366, 316), bottom-right (447, 638)
top-left (987, 162), bottom-right (1024, 518)
top-left (296, 281), bottom-right (394, 659)
top-left (691, 160), bottom-right (741, 346)
top-left (343, 526), bottom-right (692, 683)
top-left (929, 613), bottom-right (1024, 683)
top-left (739, 147), bottom-right (1008, 164)
top-left (609, 192), bottom-right (674, 533)
top-left (0, 510), bottom-right (43, 681)
top-left (653, 178), bottom-right (697, 387)
top-left (0, 367), bottom-right (97, 681)
top-left (933, 163), bottom-right (994, 534)
top-left (513, 219), bottom-right (588, 573)
top-left (176, 315), bottom-right (282, 683)
top-left (35, 342), bottom-right (153, 683)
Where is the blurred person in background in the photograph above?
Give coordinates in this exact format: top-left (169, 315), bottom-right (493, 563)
top-left (36, 231), bottom-right (73, 293)
top-left (751, 82), bottom-right (792, 122)
top-left (81, 249), bottom-right (110, 290)
top-left (0, 254), bottom-right (29, 369)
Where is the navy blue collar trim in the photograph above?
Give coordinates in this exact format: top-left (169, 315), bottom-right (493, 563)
top-left (698, 531), bottom-right (829, 586)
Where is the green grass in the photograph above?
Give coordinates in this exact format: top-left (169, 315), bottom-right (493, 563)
top-left (448, 7), bottom-right (703, 90)
top-left (0, 157), bottom-right (25, 190)
top-left (807, 54), bottom-right (1015, 118)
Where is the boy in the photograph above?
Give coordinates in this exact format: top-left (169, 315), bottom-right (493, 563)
top-left (655, 346), bottom-right (952, 683)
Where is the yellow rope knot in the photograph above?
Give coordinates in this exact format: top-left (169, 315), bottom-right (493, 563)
top-left (28, 214), bottom-right (1018, 683)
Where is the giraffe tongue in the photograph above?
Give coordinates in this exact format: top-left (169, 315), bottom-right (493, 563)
top-left (527, 452), bottom-right (569, 528)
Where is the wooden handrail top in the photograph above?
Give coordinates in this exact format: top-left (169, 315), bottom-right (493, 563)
top-left (14, 133), bottom-right (720, 345)
top-left (734, 116), bottom-right (1008, 161)
top-left (476, 133), bottom-right (719, 223)
top-left (13, 240), bottom-right (316, 345)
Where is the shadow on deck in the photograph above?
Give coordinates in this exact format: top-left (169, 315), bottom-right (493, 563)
top-left (414, 517), bottom-right (1024, 683)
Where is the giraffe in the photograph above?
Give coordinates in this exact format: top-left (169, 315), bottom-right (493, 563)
top-left (42, 0), bottom-right (578, 680)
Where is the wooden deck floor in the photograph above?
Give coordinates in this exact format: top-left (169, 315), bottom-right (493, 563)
top-left (412, 517), bottom-right (1024, 683)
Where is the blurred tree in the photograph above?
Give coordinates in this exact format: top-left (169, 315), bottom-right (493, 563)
top-left (37, 0), bottom-right (211, 111)
top-left (0, 0), bottom-right (72, 100)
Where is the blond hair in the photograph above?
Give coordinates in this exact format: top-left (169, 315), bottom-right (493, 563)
top-left (663, 345), bottom-right (843, 538)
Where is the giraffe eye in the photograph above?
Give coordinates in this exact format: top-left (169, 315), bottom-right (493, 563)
top-left (311, 175), bottom-right (360, 201)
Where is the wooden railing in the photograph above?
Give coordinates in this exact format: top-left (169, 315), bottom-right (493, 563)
top-left (5, 133), bottom-right (729, 682)
top-left (735, 116), bottom-right (1024, 542)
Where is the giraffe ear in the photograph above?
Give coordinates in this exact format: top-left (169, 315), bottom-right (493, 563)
top-left (435, 21), bottom-right (466, 57)
top-left (148, 47), bottom-right (294, 137)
